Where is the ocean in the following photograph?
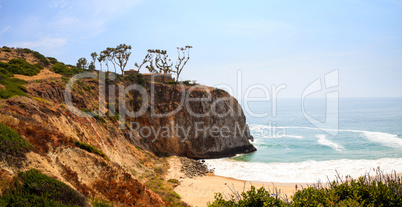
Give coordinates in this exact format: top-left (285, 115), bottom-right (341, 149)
top-left (204, 98), bottom-right (402, 183)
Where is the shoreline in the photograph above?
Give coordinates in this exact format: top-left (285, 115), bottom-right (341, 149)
top-left (166, 156), bottom-right (305, 207)
top-left (167, 156), bottom-right (402, 207)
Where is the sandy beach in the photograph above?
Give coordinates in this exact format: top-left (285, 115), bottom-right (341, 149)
top-left (166, 156), bottom-right (305, 207)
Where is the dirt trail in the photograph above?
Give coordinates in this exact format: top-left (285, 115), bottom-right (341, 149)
top-left (14, 67), bottom-right (62, 81)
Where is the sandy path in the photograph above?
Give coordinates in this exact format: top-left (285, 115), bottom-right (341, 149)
top-left (14, 68), bottom-right (62, 81)
top-left (166, 156), bottom-right (299, 207)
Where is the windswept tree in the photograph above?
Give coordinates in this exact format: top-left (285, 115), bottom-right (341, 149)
top-left (145, 49), bottom-right (174, 83)
top-left (88, 62), bottom-right (95, 71)
top-left (134, 53), bottom-right (151, 72)
top-left (90, 52), bottom-right (98, 71)
top-left (112, 44), bottom-right (132, 75)
top-left (174, 46), bottom-right (192, 82)
top-left (146, 49), bottom-right (173, 74)
top-left (106, 47), bottom-right (117, 73)
top-left (76, 57), bottom-right (88, 70)
top-left (97, 53), bottom-right (106, 72)
top-left (100, 50), bottom-right (110, 72)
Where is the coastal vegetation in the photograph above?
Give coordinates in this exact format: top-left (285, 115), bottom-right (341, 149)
top-left (0, 76), bottom-right (28, 99)
top-left (51, 62), bottom-right (83, 76)
top-left (4, 46), bottom-right (400, 206)
top-left (0, 122), bottom-right (33, 157)
top-left (1, 58), bottom-right (42, 76)
top-left (0, 169), bottom-right (86, 207)
top-left (208, 171), bottom-right (402, 207)
top-left (74, 141), bottom-right (109, 161)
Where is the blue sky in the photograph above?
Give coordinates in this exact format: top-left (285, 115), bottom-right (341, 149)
top-left (0, 0), bottom-right (401, 98)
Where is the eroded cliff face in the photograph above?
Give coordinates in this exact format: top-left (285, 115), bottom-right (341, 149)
top-left (136, 83), bottom-right (256, 158)
top-left (0, 94), bottom-right (167, 206)
top-left (27, 77), bottom-right (256, 159)
top-left (0, 72), bottom-right (255, 205)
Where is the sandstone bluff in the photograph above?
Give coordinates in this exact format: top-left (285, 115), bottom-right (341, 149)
top-left (0, 47), bottom-right (255, 206)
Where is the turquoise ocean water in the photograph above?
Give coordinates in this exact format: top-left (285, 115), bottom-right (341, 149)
top-left (205, 98), bottom-right (402, 183)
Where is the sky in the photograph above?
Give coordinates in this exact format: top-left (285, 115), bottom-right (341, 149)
top-left (0, 0), bottom-right (401, 98)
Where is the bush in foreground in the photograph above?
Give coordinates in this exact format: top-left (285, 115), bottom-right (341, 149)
top-left (208, 186), bottom-right (286, 207)
top-left (208, 170), bottom-right (402, 207)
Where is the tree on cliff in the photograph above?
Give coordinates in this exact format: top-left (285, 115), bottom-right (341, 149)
top-left (134, 53), bottom-right (151, 72)
top-left (105, 47), bottom-right (117, 73)
top-left (145, 49), bottom-right (173, 83)
top-left (76, 57), bottom-right (87, 70)
top-left (97, 53), bottom-right (106, 72)
top-left (88, 62), bottom-right (95, 71)
top-left (99, 50), bottom-right (110, 72)
top-left (174, 46), bottom-right (192, 83)
top-left (112, 44), bottom-right (132, 75)
top-left (90, 52), bottom-right (98, 71)
top-left (142, 46), bottom-right (192, 82)
top-left (145, 49), bottom-right (173, 74)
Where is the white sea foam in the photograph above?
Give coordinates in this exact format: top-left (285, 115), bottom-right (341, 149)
top-left (250, 124), bottom-right (402, 148)
top-left (362, 131), bottom-right (402, 148)
top-left (259, 134), bottom-right (303, 139)
top-left (316, 134), bottom-right (344, 151)
top-left (205, 158), bottom-right (402, 183)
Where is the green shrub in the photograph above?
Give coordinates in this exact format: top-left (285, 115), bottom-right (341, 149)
top-left (5, 58), bottom-right (41, 76)
top-left (32, 51), bottom-right (50, 66)
top-left (0, 169), bottom-right (86, 207)
top-left (212, 88), bottom-right (227, 95)
top-left (47, 57), bottom-right (58, 64)
top-left (34, 63), bottom-right (44, 70)
top-left (146, 176), bottom-right (189, 207)
top-left (13, 48), bottom-right (49, 66)
top-left (1, 47), bottom-right (11, 52)
top-left (209, 171), bottom-right (402, 207)
top-left (167, 179), bottom-right (180, 185)
top-left (0, 66), bottom-right (12, 78)
top-left (91, 198), bottom-right (113, 207)
top-left (0, 77), bottom-right (28, 99)
top-left (75, 141), bottom-right (109, 161)
top-left (165, 81), bottom-right (176, 84)
top-left (32, 96), bottom-right (47, 103)
top-left (124, 73), bottom-right (146, 87)
top-left (0, 122), bottom-right (33, 157)
top-left (292, 173), bottom-right (402, 207)
top-left (52, 62), bottom-right (83, 76)
top-left (153, 167), bottom-right (163, 175)
top-left (80, 109), bottom-right (107, 124)
top-left (94, 115), bottom-right (107, 124)
top-left (23, 48), bottom-right (33, 54)
top-left (208, 186), bottom-right (286, 207)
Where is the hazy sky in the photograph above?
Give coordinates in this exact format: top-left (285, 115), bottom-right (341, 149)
top-left (0, 0), bottom-right (401, 98)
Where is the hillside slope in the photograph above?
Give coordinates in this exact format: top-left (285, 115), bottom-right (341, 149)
top-left (0, 47), bottom-right (255, 206)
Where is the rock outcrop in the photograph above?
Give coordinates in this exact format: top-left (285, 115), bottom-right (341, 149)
top-left (179, 157), bottom-right (211, 178)
top-left (28, 78), bottom-right (256, 159)
top-left (137, 83), bottom-right (256, 158)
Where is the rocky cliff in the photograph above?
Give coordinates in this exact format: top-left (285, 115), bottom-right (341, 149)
top-left (135, 82), bottom-right (256, 158)
top-left (0, 47), bottom-right (255, 206)
top-left (26, 75), bottom-right (256, 159)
